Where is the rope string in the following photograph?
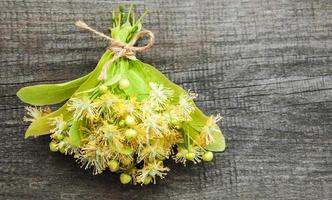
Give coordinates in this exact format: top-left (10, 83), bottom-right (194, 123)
top-left (75, 20), bottom-right (155, 80)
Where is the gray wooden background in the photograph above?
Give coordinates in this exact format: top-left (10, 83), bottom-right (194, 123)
top-left (0, 0), bottom-right (331, 199)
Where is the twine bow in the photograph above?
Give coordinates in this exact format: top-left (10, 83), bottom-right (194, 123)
top-left (75, 20), bottom-right (155, 80)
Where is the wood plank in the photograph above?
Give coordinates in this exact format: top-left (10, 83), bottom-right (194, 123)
top-left (0, 0), bottom-right (331, 199)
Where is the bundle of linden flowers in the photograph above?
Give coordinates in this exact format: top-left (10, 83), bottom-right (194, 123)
top-left (17, 5), bottom-right (225, 185)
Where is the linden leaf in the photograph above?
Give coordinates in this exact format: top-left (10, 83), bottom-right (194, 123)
top-left (24, 50), bottom-right (113, 138)
top-left (104, 74), bottom-right (122, 86)
top-left (139, 61), bottom-right (185, 100)
top-left (17, 73), bottom-right (91, 106)
top-left (205, 128), bottom-right (226, 152)
top-left (124, 63), bottom-right (150, 98)
top-left (24, 106), bottom-right (70, 138)
top-left (68, 120), bottom-right (81, 147)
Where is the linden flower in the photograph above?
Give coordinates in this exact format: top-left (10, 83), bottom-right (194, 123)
top-left (124, 97), bottom-right (141, 118)
top-left (173, 147), bottom-right (188, 165)
top-left (136, 160), bottom-right (170, 184)
top-left (76, 140), bottom-right (111, 175)
top-left (112, 98), bottom-right (130, 117)
top-left (163, 129), bottom-right (182, 145)
top-left (50, 115), bottom-right (67, 135)
top-left (140, 99), bottom-right (155, 116)
top-left (187, 145), bottom-right (203, 164)
top-left (68, 96), bottom-right (96, 120)
top-left (92, 92), bottom-right (118, 116)
top-left (23, 106), bottom-right (51, 122)
top-left (165, 105), bottom-right (185, 125)
top-left (200, 114), bottom-right (222, 145)
top-left (96, 122), bottom-right (128, 157)
top-left (178, 93), bottom-right (196, 120)
top-left (56, 139), bottom-right (76, 155)
top-left (137, 139), bottom-right (171, 162)
top-left (118, 154), bottom-right (134, 166)
top-left (98, 122), bottom-right (122, 141)
top-left (141, 113), bottom-right (168, 137)
top-left (149, 82), bottom-right (173, 110)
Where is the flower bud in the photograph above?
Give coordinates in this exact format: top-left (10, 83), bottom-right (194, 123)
top-left (125, 129), bottom-right (137, 139)
top-left (59, 146), bottom-right (66, 154)
top-left (144, 176), bottom-right (152, 185)
top-left (121, 157), bottom-right (132, 166)
top-left (108, 160), bottom-right (120, 172)
top-left (185, 152), bottom-right (196, 161)
top-left (119, 79), bottom-right (130, 89)
top-left (49, 141), bottom-right (58, 152)
top-left (118, 120), bottom-right (126, 127)
top-left (120, 173), bottom-right (132, 184)
top-left (53, 134), bottom-right (64, 141)
top-left (125, 115), bottom-right (136, 126)
top-left (202, 151), bottom-right (214, 162)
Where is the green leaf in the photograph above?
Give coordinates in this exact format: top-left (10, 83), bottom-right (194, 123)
top-left (138, 61), bottom-right (185, 99)
top-left (124, 61), bottom-right (150, 98)
top-left (205, 128), bottom-right (226, 152)
top-left (24, 106), bottom-right (71, 138)
top-left (68, 120), bottom-right (81, 147)
top-left (111, 21), bottom-right (133, 43)
top-left (104, 74), bottom-right (121, 86)
top-left (24, 50), bottom-right (113, 138)
top-left (17, 73), bottom-right (91, 106)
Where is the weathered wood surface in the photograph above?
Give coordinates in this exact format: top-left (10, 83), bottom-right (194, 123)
top-left (0, 0), bottom-right (331, 199)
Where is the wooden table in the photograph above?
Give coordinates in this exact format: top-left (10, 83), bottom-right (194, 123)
top-left (1, 0), bottom-right (331, 199)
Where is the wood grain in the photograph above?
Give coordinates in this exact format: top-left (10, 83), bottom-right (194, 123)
top-left (0, 0), bottom-right (331, 199)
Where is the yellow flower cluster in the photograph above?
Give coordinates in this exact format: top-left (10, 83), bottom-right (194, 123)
top-left (28, 81), bottom-right (218, 185)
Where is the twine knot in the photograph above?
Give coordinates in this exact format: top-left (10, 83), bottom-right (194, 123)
top-left (75, 20), bottom-right (155, 80)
